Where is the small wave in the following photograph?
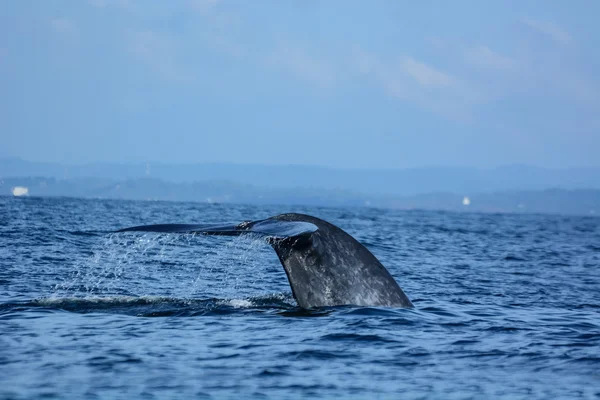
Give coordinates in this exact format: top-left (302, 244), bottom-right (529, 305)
top-left (66, 230), bottom-right (105, 237)
top-left (283, 349), bottom-right (354, 361)
top-left (1, 295), bottom-right (423, 319)
top-left (1, 293), bottom-right (297, 317)
top-left (319, 332), bottom-right (398, 343)
top-left (36, 295), bottom-right (174, 306)
top-left (503, 255), bottom-right (527, 261)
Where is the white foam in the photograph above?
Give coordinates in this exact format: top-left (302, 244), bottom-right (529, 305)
top-left (224, 299), bottom-right (254, 308)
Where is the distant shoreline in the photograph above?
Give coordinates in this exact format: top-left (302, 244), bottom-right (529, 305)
top-left (2, 176), bottom-right (598, 217)
top-left (2, 158), bottom-right (599, 197)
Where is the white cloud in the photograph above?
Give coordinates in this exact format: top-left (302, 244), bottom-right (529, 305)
top-left (400, 57), bottom-right (453, 87)
top-left (464, 45), bottom-right (516, 70)
top-left (523, 19), bottom-right (572, 45)
top-left (352, 49), bottom-right (479, 121)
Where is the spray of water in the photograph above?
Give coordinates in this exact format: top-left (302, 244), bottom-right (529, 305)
top-left (51, 232), bottom-right (292, 308)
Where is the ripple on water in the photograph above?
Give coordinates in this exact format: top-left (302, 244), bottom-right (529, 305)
top-left (1, 197), bottom-right (599, 399)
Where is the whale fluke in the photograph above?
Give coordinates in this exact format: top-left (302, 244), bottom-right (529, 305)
top-left (117, 213), bottom-right (413, 309)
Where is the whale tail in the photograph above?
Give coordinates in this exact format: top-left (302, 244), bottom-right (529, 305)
top-left (117, 213), bottom-right (413, 309)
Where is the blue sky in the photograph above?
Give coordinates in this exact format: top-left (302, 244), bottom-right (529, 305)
top-left (1, 1), bottom-right (599, 168)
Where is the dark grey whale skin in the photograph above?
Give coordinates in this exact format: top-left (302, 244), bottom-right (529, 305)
top-left (268, 214), bottom-right (413, 309)
top-left (117, 213), bottom-right (413, 309)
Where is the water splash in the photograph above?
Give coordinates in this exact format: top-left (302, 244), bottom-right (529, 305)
top-left (51, 231), bottom-right (290, 304)
top-left (184, 233), bottom-right (273, 299)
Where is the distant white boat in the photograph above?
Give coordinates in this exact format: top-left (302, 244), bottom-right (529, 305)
top-left (12, 186), bottom-right (29, 197)
top-left (462, 196), bottom-right (471, 206)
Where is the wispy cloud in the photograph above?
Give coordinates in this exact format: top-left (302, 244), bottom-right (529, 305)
top-left (464, 45), bottom-right (516, 70)
top-left (400, 57), bottom-right (454, 87)
top-left (523, 19), bottom-right (572, 45)
top-left (352, 48), bottom-right (479, 121)
top-left (77, 2), bottom-right (597, 124)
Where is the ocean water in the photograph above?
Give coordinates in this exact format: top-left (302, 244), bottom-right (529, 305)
top-left (1, 196), bottom-right (599, 399)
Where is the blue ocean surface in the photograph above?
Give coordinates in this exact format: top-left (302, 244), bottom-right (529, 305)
top-left (1, 196), bottom-right (599, 399)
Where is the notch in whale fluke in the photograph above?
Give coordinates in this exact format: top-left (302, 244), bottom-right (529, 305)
top-left (116, 213), bottom-right (413, 309)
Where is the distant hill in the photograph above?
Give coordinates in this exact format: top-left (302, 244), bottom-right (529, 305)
top-left (1, 158), bottom-right (599, 196)
top-left (1, 176), bottom-right (598, 216)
